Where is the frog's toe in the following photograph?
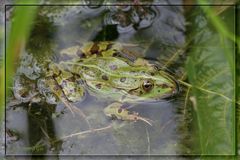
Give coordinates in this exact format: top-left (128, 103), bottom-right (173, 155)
top-left (137, 116), bottom-right (153, 126)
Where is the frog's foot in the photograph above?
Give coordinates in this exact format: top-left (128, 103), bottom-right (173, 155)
top-left (130, 112), bottom-right (153, 126)
top-left (104, 102), bottom-right (153, 126)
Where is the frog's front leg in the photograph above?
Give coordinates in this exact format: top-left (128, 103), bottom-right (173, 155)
top-left (103, 102), bottom-right (152, 126)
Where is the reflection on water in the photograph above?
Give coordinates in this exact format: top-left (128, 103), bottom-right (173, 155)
top-left (104, 5), bottom-right (157, 32)
top-left (6, 1), bottom-right (189, 156)
top-left (7, 98), bottom-right (186, 155)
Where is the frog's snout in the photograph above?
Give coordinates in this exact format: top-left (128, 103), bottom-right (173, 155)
top-left (171, 78), bottom-right (180, 96)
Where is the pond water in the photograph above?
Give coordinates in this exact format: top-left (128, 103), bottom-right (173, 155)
top-left (6, 1), bottom-right (231, 157)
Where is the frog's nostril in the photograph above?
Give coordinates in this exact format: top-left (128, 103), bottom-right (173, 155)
top-left (150, 72), bottom-right (155, 76)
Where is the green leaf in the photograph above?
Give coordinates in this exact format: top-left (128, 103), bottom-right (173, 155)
top-left (185, 7), bottom-right (235, 155)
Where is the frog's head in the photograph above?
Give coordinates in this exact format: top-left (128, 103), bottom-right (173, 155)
top-left (127, 70), bottom-right (179, 102)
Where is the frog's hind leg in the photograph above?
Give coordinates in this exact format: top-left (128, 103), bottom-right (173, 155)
top-left (46, 77), bottom-right (92, 129)
top-left (55, 91), bottom-right (92, 129)
top-left (60, 97), bottom-right (92, 129)
top-left (103, 102), bottom-right (153, 126)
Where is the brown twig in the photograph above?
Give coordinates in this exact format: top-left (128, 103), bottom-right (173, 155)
top-left (60, 124), bottom-right (112, 140)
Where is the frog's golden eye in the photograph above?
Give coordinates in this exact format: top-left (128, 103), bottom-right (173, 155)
top-left (142, 80), bottom-right (154, 92)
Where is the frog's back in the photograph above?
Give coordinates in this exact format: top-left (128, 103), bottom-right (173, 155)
top-left (59, 41), bottom-right (140, 63)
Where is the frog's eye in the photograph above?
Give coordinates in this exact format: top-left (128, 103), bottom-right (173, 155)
top-left (142, 80), bottom-right (154, 92)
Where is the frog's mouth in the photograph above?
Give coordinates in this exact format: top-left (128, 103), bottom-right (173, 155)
top-left (143, 77), bottom-right (180, 103)
top-left (125, 74), bottom-right (180, 103)
top-left (125, 82), bottom-right (180, 103)
top-left (161, 75), bottom-right (180, 100)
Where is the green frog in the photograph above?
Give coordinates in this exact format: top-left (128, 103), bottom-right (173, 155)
top-left (14, 41), bottom-right (179, 126)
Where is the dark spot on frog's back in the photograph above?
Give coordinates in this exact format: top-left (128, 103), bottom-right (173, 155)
top-left (102, 75), bottom-right (109, 81)
top-left (120, 77), bottom-right (126, 82)
top-left (96, 83), bottom-right (102, 89)
top-left (90, 42), bottom-right (101, 55)
top-left (118, 108), bottom-right (122, 113)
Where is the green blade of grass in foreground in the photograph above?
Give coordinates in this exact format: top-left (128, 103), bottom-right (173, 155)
top-left (1, 1), bottom-right (38, 121)
top-left (0, 18), bottom-right (3, 122)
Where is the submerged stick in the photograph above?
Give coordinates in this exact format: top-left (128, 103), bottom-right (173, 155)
top-left (60, 124), bottom-right (112, 140)
top-left (145, 127), bottom-right (151, 155)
